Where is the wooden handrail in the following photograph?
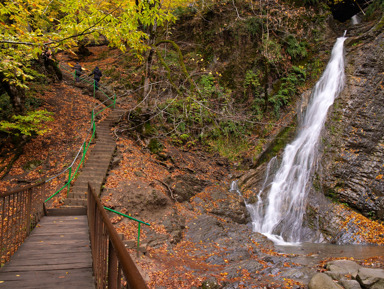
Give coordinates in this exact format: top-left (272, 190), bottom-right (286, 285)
top-left (0, 179), bottom-right (46, 197)
top-left (88, 183), bottom-right (148, 289)
top-left (0, 181), bottom-right (47, 266)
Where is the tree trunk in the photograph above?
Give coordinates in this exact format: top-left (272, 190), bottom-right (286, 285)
top-left (0, 73), bottom-right (25, 114)
top-left (263, 58), bottom-right (269, 112)
top-left (142, 1), bottom-right (159, 105)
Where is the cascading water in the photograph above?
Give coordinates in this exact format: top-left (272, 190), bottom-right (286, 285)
top-left (352, 15), bottom-right (360, 25)
top-left (244, 36), bottom-right (347, 244)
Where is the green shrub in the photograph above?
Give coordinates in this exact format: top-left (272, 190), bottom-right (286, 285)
top-left (0, 109), bottom-right (54, 136)
top-left (285, 35), bottom-right (308, 60)
top-left (366, 0), bottom-right (384, 16)
top-left (0, 93), bottom-right (13, 121)
top-left (209, 136), bottom-right (250, 162)
top-left (199, 74), bottom-right (216, 97)
top-left (245, 17), bottom-right (262, 36)
top-left (262, 35), bottom-right (283, 64)
top-left (243, 70), bottom-right (261, 97)
top-left (269, 65), bottom-right (306, 117)
top-left (243, 70), bottom-right (265, 118)
top-left (148, 138), bottom-right (163, 154)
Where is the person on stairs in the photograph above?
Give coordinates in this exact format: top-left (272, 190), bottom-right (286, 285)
top-left (89, 66), bottom-right (102, 90)
top-left (73, 62), bottom-right (83, 82)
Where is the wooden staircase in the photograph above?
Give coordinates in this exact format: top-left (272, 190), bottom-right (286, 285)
top-left (64, 108), bottom-right (124, 207)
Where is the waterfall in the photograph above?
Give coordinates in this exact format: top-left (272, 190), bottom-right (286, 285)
top-left (246, 37), bottom-right (347, 244)
top-left (352, 15), bottom-right (360, 25)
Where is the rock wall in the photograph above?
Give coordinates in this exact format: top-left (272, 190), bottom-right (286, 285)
top-left (319, 16), bottom-right (384, 221)
top-left (302, 14), bottom-right (384, 244)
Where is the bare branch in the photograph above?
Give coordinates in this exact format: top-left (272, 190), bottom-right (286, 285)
top-left (0, 40), bottom-right (35, 46)
top-left (232, 0), bottom-right (244, 20)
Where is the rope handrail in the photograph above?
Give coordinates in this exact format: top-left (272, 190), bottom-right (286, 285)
top-left (104, 206), bottom-right (150, 252)
top-left (104, 207), bottom-right (150, 226)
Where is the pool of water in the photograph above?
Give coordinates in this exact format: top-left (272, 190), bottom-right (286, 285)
top-left (273, 242), bottom-right (383, 284)
top-left (276, 242), bottom-right (384, 267)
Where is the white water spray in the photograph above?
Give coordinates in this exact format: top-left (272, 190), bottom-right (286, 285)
top-left (352, 15), bottom-right (360, 25)
top-left (246, 37), bottom-right (347, 243)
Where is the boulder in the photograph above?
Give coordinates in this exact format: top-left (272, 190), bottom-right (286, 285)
top-left (356, 267), bottom-right (384, 289)
top-left (326, 260), bottom-right (362, 279)
top-left (308, 273), bottom-right (344, 289)
top-left (340, 279), bottom-right (362, 289)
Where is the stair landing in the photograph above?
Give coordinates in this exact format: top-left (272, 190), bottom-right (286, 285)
top-left (0, 215), bottom-right (94, 289)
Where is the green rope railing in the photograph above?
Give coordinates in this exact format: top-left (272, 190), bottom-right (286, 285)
top-left (104, 207), bottom-right (150, 253)
top-left (44, 63), bottom-right (117, 203)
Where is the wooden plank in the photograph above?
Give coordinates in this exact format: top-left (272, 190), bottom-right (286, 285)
top-left (0, 268), bottom-right (95, 289)
top-left (0, 215), bottom-right (95, 288)
top-left (25, 234), bottom-right (90, 242)
top-left (37, 219), bottom-right (88, 226)
top-left (3, 254), bottom-right (92, 267)
top-left (0, 268), bottom-right (94, 280)
top-left (29, 229), bottom-right (89, 236)
top-left (7, 250), bottom-right (91, 259)
top-left (0, 263), bottom-right (93, 272)
top-left (39, 215), bottom-right (88, 221)
top-left (12, 243), bottom-right (90, 251)
top-left (34, 221), bottom-right (88, 227)
top-left (46, 208), bottom-right (87, 216)
top-left (33, 223), bottom-right (89, 228)
top-left (0, 280), bottom-right (95, 289)
top-left (17, 242), bottom-right (90, 250)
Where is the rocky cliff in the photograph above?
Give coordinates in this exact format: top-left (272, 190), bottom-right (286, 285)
top-left (238, 12), bottom-right (384, 244)
top-left (320, 16), bottom-right (384, 220)
top-left (312, 14), bottom-right (384, 241)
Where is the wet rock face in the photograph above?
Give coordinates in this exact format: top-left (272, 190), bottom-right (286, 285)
top-left (321, 24), bottom-right (384, 220)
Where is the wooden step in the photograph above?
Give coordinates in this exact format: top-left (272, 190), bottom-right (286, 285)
top-left (46, 207), bottom-right (87, 216)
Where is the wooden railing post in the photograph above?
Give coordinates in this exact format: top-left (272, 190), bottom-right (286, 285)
top-left (108, 241), bottom-right (119, 289)
top-left (0, 199), bottom-right (5, 264)
top-left (26, 188), bottom-right (32, 236)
